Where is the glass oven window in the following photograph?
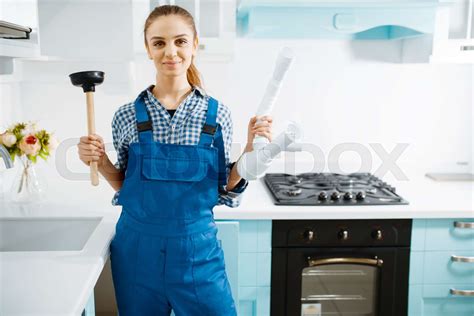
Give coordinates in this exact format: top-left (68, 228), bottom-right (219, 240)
top-left (301, 261), bottom-right (379, 316)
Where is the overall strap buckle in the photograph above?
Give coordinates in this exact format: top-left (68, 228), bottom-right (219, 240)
top-left (137, 120), bottom-right (152, 132)
top-left (201, 123), bottom-right (217, 135)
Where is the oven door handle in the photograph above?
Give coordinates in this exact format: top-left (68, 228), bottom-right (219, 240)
top-left (308, 257), bottom-right (384, 267)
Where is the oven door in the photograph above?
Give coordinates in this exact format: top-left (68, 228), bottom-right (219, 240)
top-left (279, 247), bottom-right (409, 316)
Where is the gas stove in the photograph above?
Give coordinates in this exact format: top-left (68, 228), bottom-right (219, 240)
top-left (264, 173), bottom-right (408, 205)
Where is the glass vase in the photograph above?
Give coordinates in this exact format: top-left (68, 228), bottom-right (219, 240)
top-left (10, 155), bottom-right (45, 203)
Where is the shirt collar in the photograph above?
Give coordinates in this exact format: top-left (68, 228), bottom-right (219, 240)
top-left (144, 84), bottom-right (207, 118)
top-left (145, 84), bottom-right (206, 100)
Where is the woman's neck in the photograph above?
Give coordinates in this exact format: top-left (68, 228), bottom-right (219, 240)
top-left (153, 75), bottom-right (192, 110)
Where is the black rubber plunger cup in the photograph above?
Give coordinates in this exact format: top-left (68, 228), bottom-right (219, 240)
top-left (69, 71), bottom-right (105, 186)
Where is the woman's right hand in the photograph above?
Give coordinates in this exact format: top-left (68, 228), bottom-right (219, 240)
top-left (77, 134), bottom-right (106, 168)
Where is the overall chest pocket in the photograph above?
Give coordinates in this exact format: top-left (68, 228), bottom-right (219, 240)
top-left (140, 156), bottom-right (216, 219)
top-left (142, 157), bottom-right (209, 182)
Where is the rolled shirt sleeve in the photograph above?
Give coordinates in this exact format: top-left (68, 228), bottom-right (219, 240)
top-left (110, 102), bottom-right (135, 206)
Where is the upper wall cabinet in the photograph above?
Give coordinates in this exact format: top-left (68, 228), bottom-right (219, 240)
top-left (430, 0), bottom-right (474, 63)
top-left (37, 0), bottom-right (134, 61)
top-left (133, 0), bottom-right (236, 62)
top-left (0, 0), bottom-right (40, 59)
top-left (236, 0), bottom-right (441, 40)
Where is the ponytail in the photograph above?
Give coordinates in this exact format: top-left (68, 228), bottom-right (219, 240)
top-left (187, 60), bottom-right (202, 88)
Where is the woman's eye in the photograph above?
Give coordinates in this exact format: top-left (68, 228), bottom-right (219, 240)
top-left (154, 41), bottom-right (165, 47)
top-left (176, 39), bottom-right (187, 45)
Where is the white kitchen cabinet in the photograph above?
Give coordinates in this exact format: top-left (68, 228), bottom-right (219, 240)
top-left (37, 0), bottom-right (134, 61)
top-left (430, 0), bottom-right (474, 63)
top-left (134, 0), bottom-right (236, 62)
top-left (0, 0), bottom-right (40, 62)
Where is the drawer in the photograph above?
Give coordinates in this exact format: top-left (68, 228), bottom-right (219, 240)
top-left (425, 219), bottom-right (474, 251)
top-left (409, 284), bottom-right (474, 316)
top-left (422, 284), bottom-right (474, 316)
top-left (423, 251), bottom-right (474, 284)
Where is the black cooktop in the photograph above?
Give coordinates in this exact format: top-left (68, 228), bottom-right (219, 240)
top-left (264, 173), bottom-right (408, 206)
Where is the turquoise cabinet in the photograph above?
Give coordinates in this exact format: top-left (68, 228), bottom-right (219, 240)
top-left (237, 0), bottom-right (438, 39)
top-left (238, 220), bottom-right (272, 316)
top-left (409, 219), bottom-right (474, 316)
top-left (216, 221), bottom-right (240, 310)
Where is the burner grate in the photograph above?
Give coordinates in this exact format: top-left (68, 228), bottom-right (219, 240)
top-left (264, 173), bottom-right (408, 206)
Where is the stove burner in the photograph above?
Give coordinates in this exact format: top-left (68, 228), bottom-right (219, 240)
top-left (264, 173), bottom-right (408, 206)
top-left (286, 188), bottom-right (302, 196)
top-left (286, 175), bottom-right (302, 184)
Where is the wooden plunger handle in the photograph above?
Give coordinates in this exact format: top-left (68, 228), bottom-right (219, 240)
top-left (86, 91), bottom-right (99, 186)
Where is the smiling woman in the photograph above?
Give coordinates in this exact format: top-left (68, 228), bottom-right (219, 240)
top-left (74, 4), bottom-right (273, 316)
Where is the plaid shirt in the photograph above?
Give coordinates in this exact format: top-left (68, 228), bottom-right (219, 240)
top-left (111, 85), bottom-right (248, 207)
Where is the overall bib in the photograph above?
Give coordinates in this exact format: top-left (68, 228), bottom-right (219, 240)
top-left (110, 89), bottom-right (237, 316)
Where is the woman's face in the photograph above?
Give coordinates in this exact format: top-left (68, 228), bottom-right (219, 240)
top-left (145, 15), bottom-right (197, 79)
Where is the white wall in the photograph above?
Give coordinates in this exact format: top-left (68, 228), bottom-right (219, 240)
top-left (0, 39), bottom-right (472, 199)
top-left (200, 39), bottom-right (473, 175)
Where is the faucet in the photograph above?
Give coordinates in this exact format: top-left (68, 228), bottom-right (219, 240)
top-left (0, 144), bottom-right (13, 169)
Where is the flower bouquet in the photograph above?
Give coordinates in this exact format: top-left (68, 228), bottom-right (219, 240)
top-left (0, 122), bottom-right (58, 203)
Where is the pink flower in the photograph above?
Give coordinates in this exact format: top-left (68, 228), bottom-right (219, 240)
top-left (19, 134), bottom-right (41, 156)
top-left (1, 132), bottom-right (17, 147)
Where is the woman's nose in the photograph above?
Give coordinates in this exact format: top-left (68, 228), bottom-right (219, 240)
top-left (165, 44), bottom-right (177, 57)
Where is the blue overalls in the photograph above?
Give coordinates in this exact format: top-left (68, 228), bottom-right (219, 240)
top-left (110, 89), bottom-right (237, 316)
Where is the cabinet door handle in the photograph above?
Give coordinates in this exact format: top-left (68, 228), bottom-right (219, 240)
top-left (453, 221), bottom-right (474, 229)
top-left (450, 288), bottom-right (474, 296)
top-left (451, 255), bottom-right (474, 263)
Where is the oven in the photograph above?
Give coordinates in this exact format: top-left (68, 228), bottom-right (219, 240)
top-left (271, 219), bottom-right (412, 316)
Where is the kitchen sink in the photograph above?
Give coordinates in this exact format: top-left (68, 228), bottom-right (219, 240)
top-left (0, 217), bottom-right (102, 252)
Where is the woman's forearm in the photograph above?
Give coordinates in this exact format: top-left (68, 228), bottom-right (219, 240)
top-left (226, 164), bottom-right (242, 191)
top-left (98, 155), bottom-right (125, 192)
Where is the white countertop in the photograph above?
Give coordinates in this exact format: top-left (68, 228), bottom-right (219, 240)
top-left (214, 172), bottom-right (474, 220)
top-left (0, 164), bottom-right (472, 315)
top-left (0, 203), bottom-right (120, 316)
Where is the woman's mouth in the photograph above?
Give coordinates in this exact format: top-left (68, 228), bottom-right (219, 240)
top-left (163, 61), bottom-right (181, 65)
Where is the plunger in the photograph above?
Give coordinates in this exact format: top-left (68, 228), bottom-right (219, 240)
top-left (69, 70), bottom-right (105, 186)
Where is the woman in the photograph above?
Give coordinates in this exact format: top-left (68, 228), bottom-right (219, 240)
top-left (77, 5), bottom-right (272, 316)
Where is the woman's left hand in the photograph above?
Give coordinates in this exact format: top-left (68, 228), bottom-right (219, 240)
top-left (245, 115), bottom-right (273, 152)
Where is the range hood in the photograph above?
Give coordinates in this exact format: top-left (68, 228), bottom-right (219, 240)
top-left (237, 0), bottom-right (440, 39)
top-left (0, 20), bottom-right (32, 39)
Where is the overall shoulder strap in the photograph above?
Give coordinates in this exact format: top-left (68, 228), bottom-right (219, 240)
top-left (134, 89), bottom-right (153, 143)
top-left (198, 97), bottom-right (226, 187)
top-left (198, 96), bottom-right (218, 147)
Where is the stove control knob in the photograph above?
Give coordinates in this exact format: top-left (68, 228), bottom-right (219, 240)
top-left (338, 229), bottom-right (349, 240)
top-left (318, 191), bottom-right (328, 201)
top-left (356, 191), bottom-right (366, 200)
top-left (372, 229), bottom-right (383, 240)
top-left (331, 191), bottom-right (341, 201)
top-left (303, 230), bottom-right (316, 241)
top-left (344, 192), bottom-right (354, 200)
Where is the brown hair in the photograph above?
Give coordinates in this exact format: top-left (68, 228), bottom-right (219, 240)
top-left (144, 5), bottom-right (202, 89)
